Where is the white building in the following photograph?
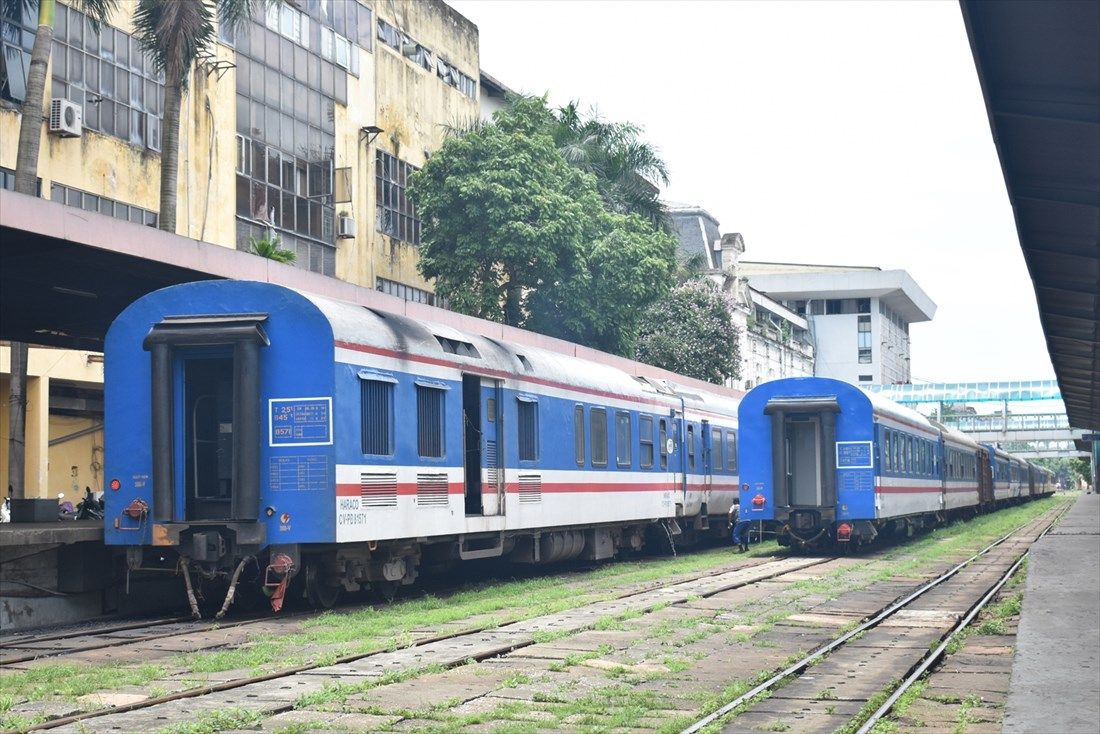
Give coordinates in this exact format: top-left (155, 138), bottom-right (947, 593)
top-left (740, 262), bottom-right (937, 385)
top-left (668, 206), bottom-right (814, 391)
top-left (479, 71), bottom-right (513, 121)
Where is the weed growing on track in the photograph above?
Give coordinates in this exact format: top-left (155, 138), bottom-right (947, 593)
top-left (155, 708), bottom-right (263, 734)
top-left (0, 663), bottom-right (165, 702)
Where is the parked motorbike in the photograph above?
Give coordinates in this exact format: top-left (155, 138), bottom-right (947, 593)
top-left (76, 486), bottom-right (104, 520)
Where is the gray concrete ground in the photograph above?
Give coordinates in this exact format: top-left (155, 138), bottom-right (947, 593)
top-left (1004, 493), bottom-right (1100, 734)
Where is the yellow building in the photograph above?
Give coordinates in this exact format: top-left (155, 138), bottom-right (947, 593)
top-left (0, 0), bottom-right (480, 495)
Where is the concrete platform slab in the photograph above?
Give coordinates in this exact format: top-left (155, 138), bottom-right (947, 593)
top-left (1004, 494), bottom-right (1100, 734)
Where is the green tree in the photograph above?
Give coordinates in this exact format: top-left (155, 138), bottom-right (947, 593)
top-left (132, 0), bottom-right (275, 234)
top-left (410, 96), bottom-right (604, 326)
top-left (527, 210), bottom-right (676, 355)
top-left (636, 280), bottom-right (741, 385)
top-left (6, 0), bottom-right (116, 501)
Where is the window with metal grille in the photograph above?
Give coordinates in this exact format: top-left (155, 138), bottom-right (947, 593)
top-left (50, 183), bottom-right (157, 226)
top-left (616, 412), bottom-right (631, 468)
top-left (376, 149), bottom-right (420, 245)
top-left (574, 405), bottom-right (585, 466)
top-left (639, 415), bottom-right (654, 469)
top-left (416, 385), bottom-right (445, 458)
top-left (517, 397), bottom-right (538, 462)
top-left (659, 419), bottom-right (668, 470)
top-left (360, 379), bottom-right (393, 455)
top-left (712, 428), bottom-right (723, 472)
top-left (726, 431), bottom-right (737, 473)
top-left (591, 408), bottom-right (608, 467)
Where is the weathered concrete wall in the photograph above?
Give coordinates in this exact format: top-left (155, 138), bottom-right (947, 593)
top-left (370, 0), bottom-right (480, 292)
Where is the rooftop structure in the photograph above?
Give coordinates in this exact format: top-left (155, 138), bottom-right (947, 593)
top-left (741, 261), bottom-right (937, 385)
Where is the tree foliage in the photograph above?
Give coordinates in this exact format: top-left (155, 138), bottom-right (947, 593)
top-left (635, 280), bottom-right (741, 385)
top-left (410, 97), bottom-right (677, 354)
top-left (550, 101), bottom-right (670, 230)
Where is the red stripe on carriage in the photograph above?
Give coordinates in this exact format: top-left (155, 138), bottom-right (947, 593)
top-left (335, 480), bottom-right (742, 497)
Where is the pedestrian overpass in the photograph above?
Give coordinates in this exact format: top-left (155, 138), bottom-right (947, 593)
top-left (866, 382), bottom-right (1091, 459)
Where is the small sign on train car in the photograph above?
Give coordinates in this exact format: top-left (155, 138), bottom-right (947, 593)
top-left (836, 441), bottom-right (874, 469)
top-left (269, 397), bottom-right (333, 447)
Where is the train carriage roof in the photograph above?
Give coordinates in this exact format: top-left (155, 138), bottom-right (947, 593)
top-left (299, 289), bottom-right (741, 417)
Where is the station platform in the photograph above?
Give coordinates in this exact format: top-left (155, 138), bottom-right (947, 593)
top-left (1004, 493), bottom-right (1100, 733)
top-left (0, 518), bottom-right (104, 547)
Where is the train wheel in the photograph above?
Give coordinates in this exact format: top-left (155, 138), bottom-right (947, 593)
top-left (373, 580), bottom-right (400, 602)
top-left (303, 563), bottom-right (341, 609)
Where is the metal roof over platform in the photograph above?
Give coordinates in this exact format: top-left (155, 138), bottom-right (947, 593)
top-left (961, 0), bottom-right (1100, 430)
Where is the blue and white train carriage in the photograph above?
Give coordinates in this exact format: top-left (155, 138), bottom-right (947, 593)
top-left (737, 376), bottom-right (1051, 547)
top-left (104, 281), bottom-right (742, 609)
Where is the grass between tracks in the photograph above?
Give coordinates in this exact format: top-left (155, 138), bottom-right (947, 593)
top-left (3, 494), bottom-right (1065, 732)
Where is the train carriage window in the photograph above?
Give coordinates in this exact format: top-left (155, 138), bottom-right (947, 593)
top-left (659, 418), bottom-right (669, 470)
top-left (360, 378), bottom-right (393, 455)
top-left (616, 412), bottom-right (632, 467)
top-left (726, 431), bottom-right (737, 473)
top-left (893, 434), bottom-right (902, 474)
top-left (884, 430), bottom-right (893, 472)
top-left (639, 415), bottom-right (654, 469)
top-left (517, 397), bottom-right (538, 462)
top-left (687, 424), bottom-right (696, 471)
top-left (416, 385), bottom-right (445, 458)
top-left (591, 408), bottom-right (608, 467)
top-left (712, 428), bottom-right (723, 472)
top-left (574, 405), bottom-right (585, 466)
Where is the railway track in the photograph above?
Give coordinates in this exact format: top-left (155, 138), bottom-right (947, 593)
top-left (3, 501), bottom-right (1065, 734)
top-left (680, 503), bottom-right (1067, 734)
top-left (0, 547), bottom-right (779, 668)
top-left (15, 553), bottom-right (832, 733)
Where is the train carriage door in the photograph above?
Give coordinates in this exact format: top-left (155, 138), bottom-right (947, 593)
top-left (764, 399), bottom-right (839, 517)
top-left (144, 315), bottom-right (268, 524)
top-left (465, 376), bottom-right (504, 516)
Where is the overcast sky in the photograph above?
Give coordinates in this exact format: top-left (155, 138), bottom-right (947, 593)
top-left (448, 0), bottom-right (1057, 384)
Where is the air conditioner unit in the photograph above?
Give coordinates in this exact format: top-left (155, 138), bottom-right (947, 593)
top-left (49, 98), bottom-right (83, 137)
top-left (337, 214), bottom-right (356, 239)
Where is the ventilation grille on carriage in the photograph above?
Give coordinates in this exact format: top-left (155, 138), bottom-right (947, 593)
top-left (518, 474), bottom-right (542, 504)
top-left (485, 440), bottom-right (498, 487)
top-left (360, 472), bottom-right (398, 507)
top-left (416, 473), bottom-right (450, 507)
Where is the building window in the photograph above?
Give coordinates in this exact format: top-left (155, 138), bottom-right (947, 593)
top-left (416, 385), bottom-right (445, 458)
top-left (858, 348), bottom-right (872, 364)
top-left (234, 10), bottom-right (342, 277)
top-left (858, 374), bottom-right (873, 382)
top-left (615, 411), bottom-right (631, 468)
top-left (0, 166), bottom-right (41, 195)
top-left (360, 379), bottom-right (393, 455)
top-left (0, 0), bottom-right (33, 103)
top-left (50, 183), bottom-right (158, 226)
top-left (376, 150), bottom-right (421, 245)
top-left (574, 405), bottom-right (585, 466)
top-left (376, 277), bottom-right (437, 306)
top-left (639, 415), bottom-right (654, 469)
top-left (436, 56), bottom-right (476, 98)
top-left (591, 408), bottom-right (608, 467)
top-left (49, 4), bottom-right (164, 150)
top-left (857, 298), bottom-right (871, 314)
top-left (517, 397), bottom-right (538, 462)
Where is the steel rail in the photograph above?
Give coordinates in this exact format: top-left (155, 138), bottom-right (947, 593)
top-left (855, 501), bottom-right (1071, 734)
top-left (18, 553), bottom-right (828, 733)
top-left (679, 505), bottom-right (1065, 734)
top-left (0, 615), bottom-right (192, 650)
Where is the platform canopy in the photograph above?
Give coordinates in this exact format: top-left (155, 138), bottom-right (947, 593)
top-left (960, 0), bottom-right (1100, 429)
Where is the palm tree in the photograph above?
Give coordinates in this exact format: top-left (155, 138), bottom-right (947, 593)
top-left (132, 0), bottom-right (275, 234)
top-left (5, 0), bottom-right (115, 502)
top-left (549, 102), bottom-right (671, 231)
top-left (249, 233), bottom-right (296, 263)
